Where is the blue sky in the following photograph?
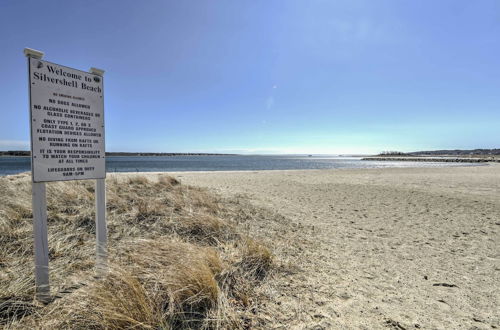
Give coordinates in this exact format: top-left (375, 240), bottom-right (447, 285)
top-left (1, 0), bottom-right (499, 154)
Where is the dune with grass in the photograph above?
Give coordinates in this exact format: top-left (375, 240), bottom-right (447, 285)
top-left (0, 173), bottom-right (276, 329)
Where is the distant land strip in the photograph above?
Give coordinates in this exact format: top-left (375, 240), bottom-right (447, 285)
top-left (0, 151), bottom-right (237, 157)
top-left (363, 148), bottom-right (500, 163)
top-left (361, 157), bottom-right (500, 163)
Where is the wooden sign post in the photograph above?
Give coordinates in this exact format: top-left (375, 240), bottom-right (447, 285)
top-left (24, 48), bottom-right (107, 302)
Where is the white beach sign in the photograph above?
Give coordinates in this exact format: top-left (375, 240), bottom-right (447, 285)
top-left (28, 57), bottom-right (105, 182)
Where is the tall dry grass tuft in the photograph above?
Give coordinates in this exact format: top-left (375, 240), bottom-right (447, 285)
top-left (239, 239), bottom-right (273, 279)
top-left (120, 239), bottom-right (222, 321)
top-left (176, 215), bottom-right (237, 245)
top-left (156, 175), bottom-right (180, 188)
top-left (64, 269), bottom-right (160, 329)
top-left (0, 173), bottom-right (275, 328)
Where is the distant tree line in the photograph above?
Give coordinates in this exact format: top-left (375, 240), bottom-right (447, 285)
top-left (377, 151), bottom-right (408, 156)
top-left (0, 151), bottom-right (30, 156)
top-left (0, 151), bottom-right (237, 157)
top-left (106, 152), bottom-right (237, 156)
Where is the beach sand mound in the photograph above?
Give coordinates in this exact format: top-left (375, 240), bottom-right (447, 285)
top-left (0, 173), bottom-right (274, 329)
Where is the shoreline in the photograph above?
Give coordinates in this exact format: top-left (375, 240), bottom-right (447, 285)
top-left (1, 162), bottom-right (494, 178)
top-left (113, 163), bottom-right (494, 176)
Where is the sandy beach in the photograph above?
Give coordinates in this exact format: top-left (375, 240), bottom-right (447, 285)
top-left (161, 164), bottom-right (500, 329)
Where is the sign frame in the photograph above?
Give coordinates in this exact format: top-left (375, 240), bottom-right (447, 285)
top-left (24, 48), bottom-right (108, 302)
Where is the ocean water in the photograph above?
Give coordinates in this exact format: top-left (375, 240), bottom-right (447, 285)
top-left (0, 155), bottom-right (482, 177)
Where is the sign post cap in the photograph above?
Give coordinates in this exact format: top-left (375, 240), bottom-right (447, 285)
top-left (90, 67), bottom-right (105, 76)
top-left (24, 48), bottom-right (44, 59)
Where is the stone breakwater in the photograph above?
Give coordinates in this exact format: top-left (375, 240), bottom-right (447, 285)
top-left (361, 157), bottom-right (500, 163)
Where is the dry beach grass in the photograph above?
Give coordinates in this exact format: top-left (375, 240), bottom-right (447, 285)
top-left (0, 173), bottom-right (275, 329)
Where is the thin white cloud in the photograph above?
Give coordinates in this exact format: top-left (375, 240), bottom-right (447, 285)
top-left (266, 96), bottom-right (274, 109)
top-left (329, 18), bottom-right (389, 43)
top-left (0, 140), bottom-right (30, 149)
